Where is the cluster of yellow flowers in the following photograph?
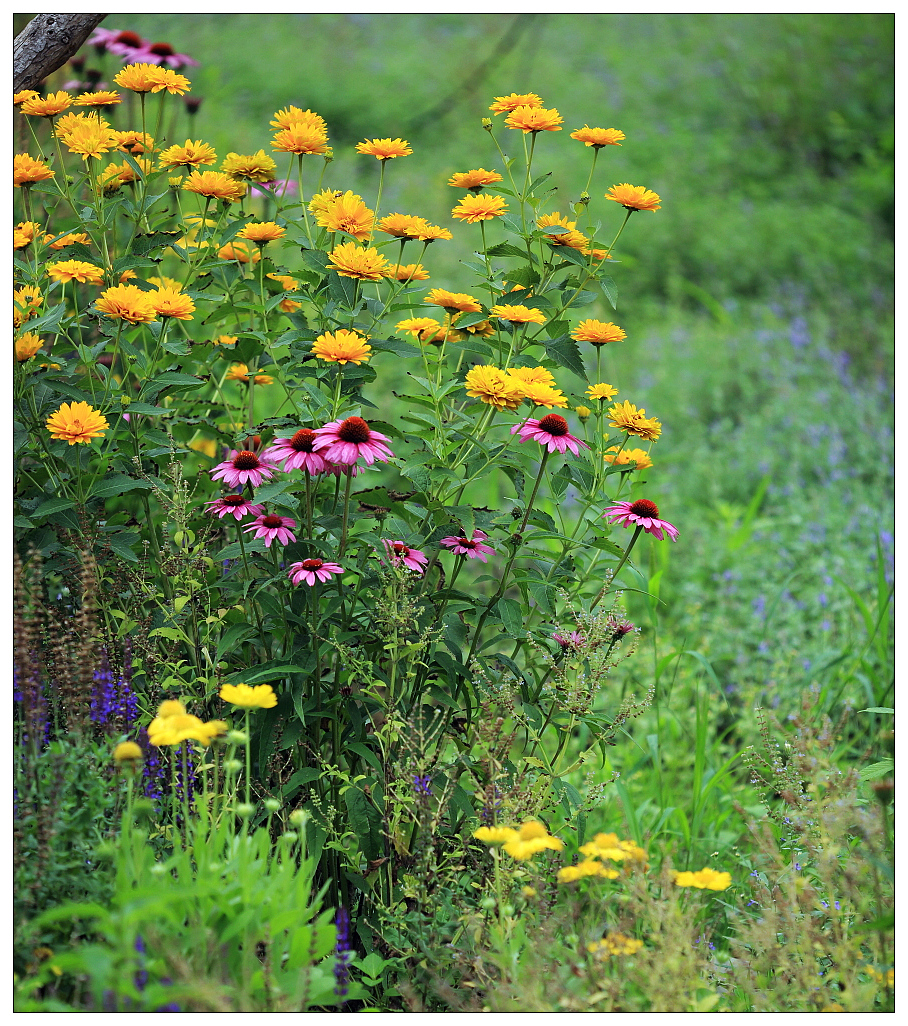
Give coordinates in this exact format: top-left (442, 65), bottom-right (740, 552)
top-left (557, 832), bottom-right (648, 883)
top-left (474, 820), bottom-right (564, 860)
top-left (672, 866), bottom-right (732, 891)
top-left (148, 699), bottom-right (227, 747)
top-left (587, 932), bottom-right (644, 958)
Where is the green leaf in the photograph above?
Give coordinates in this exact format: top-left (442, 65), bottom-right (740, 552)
top-left (344, 786), bottom-right (383, 862)
top-left (493, 597), bottom-right (525, 638)
top-left (543, 335), bottom-right (588, 382)
top-left (859, 707), bottom-right (895, 715)
top-left (486, 241), bottom-right (530, 259)
top-left (858, 759), bottom-right (894, 781)
top-left (216, 623), bottom-right (257, 661)
top-left (91, 474), bottom-right (153, 498)
top-left (599, 275), bottom-right (618, 309)
top-left (371, 337), bottom-right (422, 358)
top-left (122, 401), bottom-right (169, 415)
top-left (106, 533), bottom-right (140, 563)
top-left (239, 664), bottom-right (309, 684)
top-left (32, 497), bottom-right (76, 519)
top-left (131, 231), bottom-right (181, 255)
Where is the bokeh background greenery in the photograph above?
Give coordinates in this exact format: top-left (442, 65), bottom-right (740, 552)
top-left (35, 13), bottom-right (895, 848)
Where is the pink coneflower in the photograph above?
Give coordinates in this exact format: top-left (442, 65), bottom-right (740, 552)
top-left (288, 558), bottom-right (344, 586)
top-left (250, 178), bottom-right (298, 199)
top-left (322, 460), bottom-right (365, 478)
top-left (553, 631), bottom-right (585, 650)
top-left (383, 540), bottom-right (429, 574)
top-left (604, 499), bottom-right (679, 541)
top-left (511, 414), bottom-right (589, 456)
top-left (131, 41), bottom-right (200, 68)
top-left (262, 429), bottom-right (328, 474)
top-left (204, 494), bottom-right (265, 521)
top-left (439, 529), bottom-right (495, 562)
top-left (243, 513), bottom-right (297, 548)
top-left (312, 416), bottom-right (394, 467)
top-left (95, 29), bottom-right (150, 59)
top-left (210, 449), bottom-right (279, 489)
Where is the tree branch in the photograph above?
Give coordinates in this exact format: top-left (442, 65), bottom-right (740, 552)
top-left (14, 14), bottom-right (108, 93)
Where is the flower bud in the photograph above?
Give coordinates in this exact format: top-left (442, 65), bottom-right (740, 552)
top-left (482, 118), bottom-right (493, 132)
top-left (234, 802), bottom-right (255, 819)
top-left (280, 831), bottom-right (299, 844)
top-left (289, 809), bottom-right (308, 827)
top-left (264, 798), bottom-right (281, 813)
top-left (227, 730), bottom-right (247, 745)
top-left (120, 394), bottom-right (131, 407)
top-left (224, 758), bottom-right (244, 774)
top-left (480, 896), bottom-right (497, 912)
top-left (575, 405), bottom-right (591, 422)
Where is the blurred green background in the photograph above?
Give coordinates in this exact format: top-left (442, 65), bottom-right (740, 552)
top-left (24, 12), bottom-right (895, 771)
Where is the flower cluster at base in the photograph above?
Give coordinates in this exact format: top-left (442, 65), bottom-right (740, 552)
top-left (473, 820), bottom-right (564, 860)
top-left (557, 832), bottom-right (648, 883)
top-left (147, 700), bottom-right (226, 747)
top-left (672, 866), bottom-right (732, 891)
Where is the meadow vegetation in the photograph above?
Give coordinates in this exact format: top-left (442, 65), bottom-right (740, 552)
top-left (13, 13), bottom-right (893, 1013)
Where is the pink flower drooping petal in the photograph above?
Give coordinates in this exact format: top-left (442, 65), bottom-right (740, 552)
top-left (204, 494), bottom-right (265, 521)
top-left (210, 449), bottom-right (280, 489)
top-left (511, 413), bottom-right (589, 455)
top-left (382, 540), bottom-right (429, 574)
top-left (262, 428), bottom-right (329, 475)
top-left (439, 529), bottom-right (495, 562)
top-left (242, 513), bottom-right (297, 548)
top-left (288, 558), bottom-right (344, 586)
top-left (312, 416), bottom-right (394, 466)
top-left (603, 499), bottom-right (679, 541)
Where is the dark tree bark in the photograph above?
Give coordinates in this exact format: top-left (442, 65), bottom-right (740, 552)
top-left (14, 14), bottom-right (108, 93)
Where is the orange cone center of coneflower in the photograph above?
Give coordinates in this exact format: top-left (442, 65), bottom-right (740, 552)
top-left (629, 499), bottom-right (659, 517)
top-left (393, 543), bottom-right (409, 555)
top-left (232, 451), bottom-right (260, 468)
top-left (337, 416), bottom-right (371, 443)
top-left (223, 495), bottom-right (246, 507)
top-left (290, 428), bottom-right (317, 452)
top-left (262, 515), bottom-right (283, 528)
top-left (149, 42), bottom-right (175, 56)
top-left (538, 414), bottom-right (569, 436)
top-left (115, 31), bottom-right (143, 47)
top-left (301, 558), bottom-right (324, 569)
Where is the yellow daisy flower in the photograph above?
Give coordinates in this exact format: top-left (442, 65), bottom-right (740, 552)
top-left (149, 287), bottom-right (195, 320)
top-left (489, 92), bottom-right (544, 114)
top-left (490, 303), bottom-right (546, 325)
top-left (605, 183), bottom-right (661, 212)
top-left (13, 154), bottom-right (55, 187)
top-left (220, 149), bottom-right (277, 182)
top-left (314, 191), bottom-right (375, 240)
top-left (46, 260), bottom-right (104, 285)
top-left (45, 401), bottom-right (109, 445)
top-left (425, 288), bottom-right (482, 313)
top-left (355, 137), bottom-right (412, 160)
top-left (570, 126), bottom-right (625, 148)
top-left (448, 168), bottom-right (503, 189)
top-left (236, 221), bottom-right (286, 244)
top-left (21, 91), bottom-right (72, 117)
top-left (464, 365), bottom-right (526, 412)
top-left (505, 105), bottom-right (563, 133)
top-left (219, 682), bottom-right (278, 709)
top-left (451, 193), bottom-right (508, 223)
top-left (94, 283), bottom-right (157, 323)
top-left (158, 139), bottom-right (217, 169)
top-left (572, 320), bottom-right (627, 346)
top-left (326, 242), bottom-right (389, 282)
top-left (311, 329), bottom-right (371, 365)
